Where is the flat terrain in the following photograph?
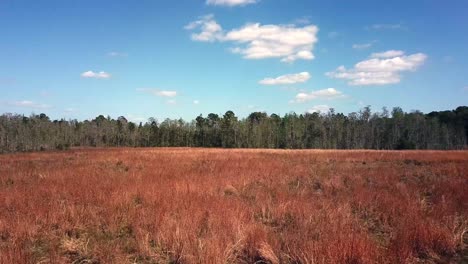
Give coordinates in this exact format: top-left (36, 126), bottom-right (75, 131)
top-left (0, 148), bottom-right (467, 263)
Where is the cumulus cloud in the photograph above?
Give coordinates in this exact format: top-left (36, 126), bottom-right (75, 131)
top-left (184, 14), bottom-right (223, 42)
top-left (226, 23), bottom-right (318, 62)
top-left (81, 71), bottom-right (111, 79)
top-left (206, 0), bottom-right (258, 6)
top-left (293, 88), bottom-right (344, 103)
top-left (371, 50), bottom-right (404, 58)
top-left (8, 100), bottom-right (52, 109)
top-left (193, 100), bottom-right (200, 105)
top-left (137, 88), bottom-right (177, 97)
top-left (326, 51), bottom-right (427, 86)
top-left (307, 105), bottom-right (330, 113)
top-left (259, 72), bottom-right (310, 85)
top-left (185, 15), bottom-right (319, 62)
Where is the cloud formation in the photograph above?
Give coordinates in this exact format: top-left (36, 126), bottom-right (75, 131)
top-left (127, 114), bottom-right (147, 123)
top-left (259, 72), bottom-right (310, 85)
top-left (206, 0), bottom-right (258, 6)
top-left (367, 23), bottom-right (406, 30)
top-left (326, 51), bottom-right (427, 86)
top-left (294, 17), bottom-right (311, 25)
top-left (81, 71), bottom-right (111, 79)
top-left (293, 88), bottom-right (344, 103)
top-left (307, 104), bottom-right (330, 113)
top-left (8, 100), bottom-right (52, 109)
top-left (186, 15), bottom-right (319, 62)
top-left (226, 24), bottom-right (318, 62)
top-left (371, 50), bottom-right (405, 58)
top-left (137, 88), bottom-right (177, 97)
top-left (185, 15), bottom-right (223, 42)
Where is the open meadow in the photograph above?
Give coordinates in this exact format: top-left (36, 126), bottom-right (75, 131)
top-left (0, 148), bottom-right (467, 263)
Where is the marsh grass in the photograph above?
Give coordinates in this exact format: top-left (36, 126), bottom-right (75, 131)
top-left (0, 148), bottom-right (467, 263)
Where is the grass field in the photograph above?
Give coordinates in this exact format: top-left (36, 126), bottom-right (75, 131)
top-left (0, 148), bottom-right (467, 263)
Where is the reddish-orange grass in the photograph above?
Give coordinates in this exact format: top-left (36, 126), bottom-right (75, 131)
top-left (0, 148), bottom-right (467, 263)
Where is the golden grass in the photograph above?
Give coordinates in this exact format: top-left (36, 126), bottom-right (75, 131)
top-left (0, 148), bottom-right (467, 263)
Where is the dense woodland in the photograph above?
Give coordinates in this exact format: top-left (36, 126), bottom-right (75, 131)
top-left (0, 106), bottom-right (467, 153)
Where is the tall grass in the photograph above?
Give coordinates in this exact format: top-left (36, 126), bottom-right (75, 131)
top-left (0, 148), bottom-right (467, 263)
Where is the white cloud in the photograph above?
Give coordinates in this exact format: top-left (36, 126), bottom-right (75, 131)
top-left (81, 71), bottom-right (111, 79)
top-left (127, 114), bottom-right (146, 123)
top-left (326, 51), bottom-right (427, 86)
top-left (184, 14), bottom-right (223, 42)
top-left (294, 17), bottom-right (311, 25)
top-left (158, 91), bottom-right (177, 97)
top-left (226, 23), bottom-right (319, 62)
top-left (259, 72), bottom-right (310, 85)
top-left (137, 88), bottom-right (177, 97)
top-left (293, 88), bottom-right (344, 103)
top-left (107, 51), bottom-right (128, 57)
top-left (368, 23), bottom-right (406, 30)
top-left (193, 100), bottom-right (200, 105)
top-left (8, 100), bottom-right (52, 109)
top-left (353, 43), bottom-right (373, 50)
top-left (353, 43), bottom-right (372, 50)
top-left (353, 40), bottom-right (377, 50)
top-left (307, 105), bottom-right (330, 113)
top-left (206, 0), bottom-right (258, 6)
top-left (371, 50), bottom-right (404, 58)
top-left (167, 99), bottom-right (177, 105)
top-left (186, 15), bottom-right (319, 62)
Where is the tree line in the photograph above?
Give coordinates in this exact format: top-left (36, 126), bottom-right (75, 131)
top-left (0, 106), bottom-right (466, 153)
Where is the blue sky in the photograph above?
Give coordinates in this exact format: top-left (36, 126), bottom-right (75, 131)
top-left (1, 0), bottom-right (467, 122)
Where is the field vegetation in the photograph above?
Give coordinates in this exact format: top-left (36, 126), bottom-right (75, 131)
top-left (0, 148), bottom-right (467, 263)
